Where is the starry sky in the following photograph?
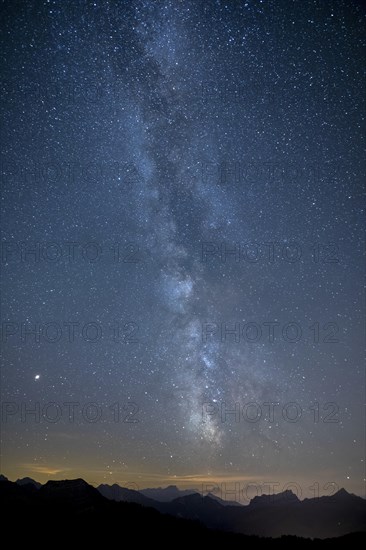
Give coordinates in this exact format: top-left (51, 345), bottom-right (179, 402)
top-left (0, 0), bottom-right (365, 499)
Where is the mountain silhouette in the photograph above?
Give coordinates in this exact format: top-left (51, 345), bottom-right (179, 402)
top-left (157, 488), bottom-right (365, 538)
top-left (94, 481), bottom-right (366, 538)
top-left (206, 491), bottom-right (243, 506)
top-left (39, 478), bottom-right (104, 511)
top-left (97, 483), bottom-right (156, 506)
top-left (16, 477), bottom-right (42, 489)
top-left (250, 489), bottom-right (300, 507)
top-left (1, 476), bottom-right (365, 543)
top-left (139, 484), bottom-right (196, 502)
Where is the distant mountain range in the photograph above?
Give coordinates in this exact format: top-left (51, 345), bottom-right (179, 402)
top-left (139, 484), bottom-right (197, 502)
top-left (1, 475), bottom-right (365, 541)
top-left (96, 480), bottom-right (366, 538)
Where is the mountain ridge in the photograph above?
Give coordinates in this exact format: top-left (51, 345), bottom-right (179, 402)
top-left (1, 475), bottom-right (365, 539)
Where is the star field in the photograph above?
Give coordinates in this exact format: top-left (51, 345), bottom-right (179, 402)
top-left (0, 0), bottom-right (365, 496)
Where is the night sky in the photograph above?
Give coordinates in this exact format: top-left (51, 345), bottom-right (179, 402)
top-left (1, 0), bottom-right (365, 499)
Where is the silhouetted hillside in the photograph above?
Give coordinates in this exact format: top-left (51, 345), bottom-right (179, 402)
top-left (98, 483), bottom-right (157, 506)
top-left (206, 492), bottom-right (243, 506)
top-left (1, 477), bottom-right (365, 545)
top-left (16, 477), bottom-right (42, 490)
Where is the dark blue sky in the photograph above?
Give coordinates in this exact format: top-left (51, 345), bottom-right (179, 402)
top-left (1, 0), bottom-right (365, 497)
